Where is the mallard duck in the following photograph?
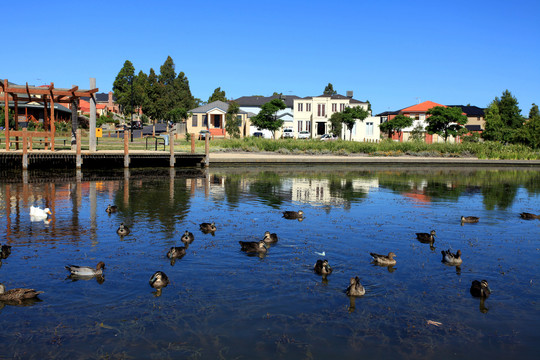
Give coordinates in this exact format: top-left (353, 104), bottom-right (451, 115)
top-left (370, 252), bottom-right (397, 266)
top-left (262, 231), bottom-right (278, 244)
top-left (441, 249), bottom-right (462, 265)
top-left (470, 280), bottom-right (491, 298)
top-left (461, 216), bottom-right (479, 224)
top-left (105, 204), bottom-right (118, 213)
top-left (520, 212), bottom-right (539, 220)
top-left (117, 223), bottom-right (130, 236)
top-left (200, 222), bottom-right (216, 233)
top-left (346, 276), bottom-right (365, 296)
top-left (282, 210), bottom-right (304, 220)
top-left (29, 206), bottom-right (52, 221)
top-left (239, 240), bottom-right (268, 254)
top-left (314, 259), bottom-right (333, 275)
top-left (416, 230), bottom-right (436, 243)
top-left (0, 245), bottom-right (11, 259)
top-left (149, 271), bottom-right (169, 289)
top-left (65, 261), bottom-right (105, 277)
top-left (181, 231), bottom-right (195, 244)
top-left (0, 283), bottom-right (43, 302)
top-left (167, 246), bottom-right (186, 259)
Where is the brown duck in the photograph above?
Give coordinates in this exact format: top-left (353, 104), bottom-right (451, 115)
top-left (0, 283), bottom-right (43, 302)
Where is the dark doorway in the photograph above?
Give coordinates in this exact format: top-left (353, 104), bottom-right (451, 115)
top-left (213, 115), bottom-right (221, 128)
top-left (317, 122), bottom-right (326, 135)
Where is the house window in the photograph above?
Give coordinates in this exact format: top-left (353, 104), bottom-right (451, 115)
top-left (306, 121), bottom-right (311, 132)
top-left (332, 103), bottom-right (337, 112)
top-left (298, 103), bottom-right (303, 112)
top-left (340, 103), bottom-right (345, 112)
top-left (306, 103), bottom-right (311, 112)
top-left (366, 122), bottom-right (373, 136)
top-left (203, 115), bottom-right (208, 127)
top-left (298, 121), bottom-right (302, 132)
top-left (317, 104), bottom-right (325, 117)
top-left (192, 114), bottom-right (198, 127)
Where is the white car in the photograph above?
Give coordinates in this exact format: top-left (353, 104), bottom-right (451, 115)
top-left (298, 131), bottom-right (311, 139)
top-left (282, 129), bottom-right (294, 138)
top-left (320, 133), bottom-right (338, 141)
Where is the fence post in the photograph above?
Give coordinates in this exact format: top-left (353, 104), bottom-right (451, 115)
top-left (76, 129), bottom-right (82, 169)
top-left (22, 128), bottom-right (28, 170)
top-left (204, 136), bottom-right (209, 167)
top-left (191, 133), bottom-right (195, 153)
top-left (169, 130), bottom-right (175, 167)
top-left (124, 130), bottom-right (130, 168)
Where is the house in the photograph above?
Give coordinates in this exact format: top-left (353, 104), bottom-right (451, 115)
top-left (293, 93), bottom-right (380, 141)
top-left (377, 101), bottom-right (485, 143)
top-left (233, 94), bottom-right (300, 137)
top-left (81, 92), bottom-right (120, 114)
top-left (186, 100), bottom-right (251, 138)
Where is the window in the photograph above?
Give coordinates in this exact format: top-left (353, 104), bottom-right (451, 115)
top-left (306, 121), bottom-right (311, 132)
top-left (340, 103), bottom-right (345, 112)
top-left (298, 103), bottom-right (303, 112)
top-left (332, 103), bottom-right (337, 112)
top-left (366, 122), bottom-right (373, 136)
top-left (317, 104), bottom-right (325, 117)
top-left (306, 103), bottom-right (311, 112)
top-left (192, 114), bottom-right (198, 127)
top-left (298, 121), bottom-right (303, 132)
top-left (203, 115), bottom-right (208, 126)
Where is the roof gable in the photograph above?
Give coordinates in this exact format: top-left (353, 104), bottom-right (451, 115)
top-left (400, 101), bottom-right (445, 113)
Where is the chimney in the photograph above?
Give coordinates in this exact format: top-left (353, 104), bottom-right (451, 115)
top-left (108, 91), bottom-right (113, 107)
top-left (346, 91), bottom-right (353, 98)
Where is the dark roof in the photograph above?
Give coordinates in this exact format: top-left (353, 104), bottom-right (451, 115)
top-left (233, 94), bottom-right (301, 108)
top-left (81, 92), bottom-right (115, 103)
top-left (375, 110), bottom-right (400, 116)
top-left (465, 125), bottom-right (483, 131)
top-left (6, 101), bottom-right (71, 114)
top-left (300, 94), bottom-right (367, 104)
top-left (446, 105), bottom-right (485, 117)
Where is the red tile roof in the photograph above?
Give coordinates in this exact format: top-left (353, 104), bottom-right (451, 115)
top-left (400, 101), bottom-right (445, 113)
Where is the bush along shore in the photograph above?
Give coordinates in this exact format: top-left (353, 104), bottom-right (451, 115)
top-left (211, 138), bottom-right (540, 160)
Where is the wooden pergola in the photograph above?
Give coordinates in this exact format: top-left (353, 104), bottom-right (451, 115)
top-left (1, 78), bottom-right (98, 151)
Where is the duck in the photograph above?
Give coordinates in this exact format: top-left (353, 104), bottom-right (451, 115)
top-left (0, 283), bottom-right (43, 302)
top-left (239, 240), bottom-right (268, 254)
top-left (0, 245), bottom-right (11, 259)
top-left (416, 230), bottom-right (436, 243)
top-left (200, 222), bottom-right (216, 233)
top-left (314, 259), bottom-right (333, 275)
top-left (105, 204), bottom-right (118, 213)
top-left (262, 231), bottom-right (278, 244)
top-left (470, 280), bottom-right (491, 298)
top-left (461, 216), bottom-right (479, 224)
top-left (167, 246), bottom-right (186, 259)
top-left (346, 276), bottom-right (365, 296)
top-left (441, 249), bottom-right (463, 265)
top-left (370, 252), bottom-right (397, 266)
top-left (181, 231), bottom-right (195, 244)
top-left (149, 271), bottom-right (169, 289)
top-left (520, 212), bottom-right (539, 220)
top-left (117, 223), bottom-right (130, 236)
top-left (65, 261), bottom-right (105, 277)
top-left (29, 206), bottom-right (52, 221)
top-left (282, 210), bottom-right (304, 220)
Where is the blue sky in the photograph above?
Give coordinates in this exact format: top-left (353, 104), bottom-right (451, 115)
top-left (2, 0), bottom-right (538, 114)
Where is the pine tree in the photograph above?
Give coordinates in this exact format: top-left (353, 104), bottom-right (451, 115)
top-left (208, 87), bottom-right (227, 103)
top-left (113, 60), bottom-right (135, 116)
top-left (323, 83), bottom-right (337, 95)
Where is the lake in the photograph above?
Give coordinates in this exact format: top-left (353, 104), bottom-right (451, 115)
top-left (0, 165), bottom-right (539, 359)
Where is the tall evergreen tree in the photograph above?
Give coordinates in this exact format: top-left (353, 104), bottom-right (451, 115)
top-left (225, 101), bottom-right (241, 138)
top-left (498, 90), bottom-right (523, 129)
top-left (174, 71), bottom-right (195, 110)
top-left (143, 68), bottom-right (160, 122)
top-left (133, 70), bottom-right (148, 114)
top-left (113, 60), bottom-right (135, 116)
top-left (323, 83), bottom-right (337, 95)
top-left (482, 90), bottom-right (523, 143)
top-left (208, 87), bottom-right (227, 103)
top-left (483, 100), bottom-right (505, 142)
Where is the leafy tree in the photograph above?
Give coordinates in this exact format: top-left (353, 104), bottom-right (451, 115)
top-left (379, 114), bottom-right (413, 138)
top-left (113, 60), bottom-right (135, 116)
top-left (410, 122), bottom-right (425, 141)
top-left (225, 101), bottom-right (241, 138)
top-left (208, 87), bottom-right (227, 103)
top-left (425, 106), bottom-right (468, 142)
top-left (482, 100), bottom-right (505, 142)
top-left (329, 112), bottom-right (343, 138)
top-left (251, 99), bottom-right (286, 139)
top-left (341, 106), bottom-right (369, 140)
top-left (498, 90), bottom-right (523, 129)
top-left (167, 107), bottom-right (188, 123)
top-left (323, 83), bottom-right (337, 95)
top-left (514, 103), bottom-right (540, 148)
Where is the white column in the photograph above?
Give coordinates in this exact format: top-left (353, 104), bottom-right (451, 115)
top-left (89, 77), bottom-right (97, 151)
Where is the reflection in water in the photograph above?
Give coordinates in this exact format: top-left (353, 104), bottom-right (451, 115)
top-left (67, 274), bottom-right (106, 285)
top-left (0, 166), bottom-right (539, 359)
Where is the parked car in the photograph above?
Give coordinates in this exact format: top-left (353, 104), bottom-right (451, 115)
top-left (198, 129), bottom-right (211, 140)
top-left (131, 120), bottom-right (143, 130)
top-left (298, 131), bottom-right (311, 139)
top-left (320, 133), bottom-right (338, 141)
top-left (282, 129), bottom-right (294, 138)
top-left (253, 132), bottom-right (264, 138)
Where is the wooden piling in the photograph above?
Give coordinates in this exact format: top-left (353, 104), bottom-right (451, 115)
top-left (191, 133), bottom-right (195, 154)
top-left (22, 128), bottom-right (28, 170)
top-left (124, 130), bottom-right (130, 168)
top-left (169, 130), bottom-right (175, 167)
top-left (204, 136), bottom-right (209, 167)
top-left (76, 129), bottom-right (82, 169)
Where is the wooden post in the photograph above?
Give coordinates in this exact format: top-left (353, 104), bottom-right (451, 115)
top-left (71, 92), bottom-right (78, 150)
top-left (89, 78), bottom-right (96, 152)
top-left (204, 135), bottom-right (209, 167)
top-left (22, 128), bottom-right (28, 170)
top-left (124, 130), bottom-right (130, 168)
top-left (191, 133), bottom-right (195, 153)
top-left (14, 95), bottom-right (19, 150)
top-left (169, 129), bottom-right (175, 167)
top-left (76, 129), bottom-right (82, 169)
top-left (43, 95), bottom-right (49, 150)
top-left (50, 94), bottom-right (55, 151)
top-left (4, 79), bottom-right (9, 151)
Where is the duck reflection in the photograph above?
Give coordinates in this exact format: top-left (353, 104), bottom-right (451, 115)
top-left (0, 297), bottom-right (43, 310)
top-left (479, 298), bottom-right (489, 313)
top-left (67, 274), bottom-right (105, 284)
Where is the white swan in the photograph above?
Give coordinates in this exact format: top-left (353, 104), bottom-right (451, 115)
top-left (30, 206), bottom-right (52, 221)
